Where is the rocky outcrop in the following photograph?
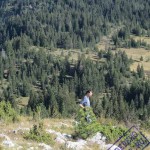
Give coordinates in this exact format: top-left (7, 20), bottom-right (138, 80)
top-left (39, 143), bottom-right (53, 150)
top-left (2, 140), bottom-right (15, 147)
top-left (0, 126), bottom-right (109, 150)
top-left (87, 132), bottom-right (106, 149)
top-left (0, 133), bottom-right (15, 147)
top-left (65, 139), bottom-right (87, 150)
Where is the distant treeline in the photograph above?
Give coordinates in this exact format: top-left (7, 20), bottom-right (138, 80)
top-left (0, 0), bottom-right (150, 49)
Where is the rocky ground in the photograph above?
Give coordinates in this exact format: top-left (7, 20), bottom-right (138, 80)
top-left (0, 118), bottom-right (119, 150)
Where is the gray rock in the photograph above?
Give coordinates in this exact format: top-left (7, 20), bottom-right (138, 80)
top-left (88, 132), bottom-right (103, 142)
top-left (13, 127), bottom-right (30, 134)
top-left (46, 129), bottom-right (57, 134)
top-left (55, 136), bottom-right (66, 144)
top-left (2, 140), bottom-right (15, 147)
top-left (87, 132), bottom-right (106, 149)
top-left (39, 143), bottom-right (52, 150)
top-left (65, 139), bottom-right (87, 150)
top-left (88, 132), bottom-right (107, 144)
top-left (101, 136), bottom-right (106, 142)
top-left (46, 129), bottom-right (71, 143)
top-left (62, 133), bottom-right (72, 139)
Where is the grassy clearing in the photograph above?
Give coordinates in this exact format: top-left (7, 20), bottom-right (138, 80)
top-left (16, 97), bottom-right (29, 108)
top-left (49, 48), bottom-right (101, 63)
top-left (47, 34), bottom-right (150, 76)
top-left (131, 35), bottom-right (150, 45)
top-left (116, 48), bottom-right (150, 72)
top-left (116, 35), bottom-right (150, 74)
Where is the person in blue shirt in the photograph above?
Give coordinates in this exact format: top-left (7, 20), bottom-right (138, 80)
top-left (79, 90), bottom-right (93, 123)
top-left (79, 90), bottom-right (93, 108)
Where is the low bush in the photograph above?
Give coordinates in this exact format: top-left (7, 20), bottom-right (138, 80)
top-left (0, 100), bottom-right (19, 122)
top-left (24, 122), bottom-right (55, 145)
top-left (74, 107), bottom-right (127, 142)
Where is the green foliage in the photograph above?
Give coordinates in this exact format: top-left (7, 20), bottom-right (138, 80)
top-left (141, 120), bottom-right (150, 131)
top-left (1, 0), bottom-right (149, 49)
top-left (74, 107), bottom-right (100, 139)
top-left (1, 44), bottom-right (150, 123)
top-left (98, 125), bottom-right (127, 142)
top-left (0, 100), bottom-right (19, 122)
top-left (74, 107), bottom-right (127, 142)
top-left (24, 122), bottom-right (55, 145)
top-left (132, 27), bottom-right (142, 36)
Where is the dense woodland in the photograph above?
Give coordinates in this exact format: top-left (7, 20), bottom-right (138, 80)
top-left (0, 0), bottom-right (150, 128)
top-left (0, 0), bottom-right (150, 49)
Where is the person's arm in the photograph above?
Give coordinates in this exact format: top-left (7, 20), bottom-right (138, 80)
top-left (79, 103), bottom-right (85, 108)
top-left (79, 96), bottom-right (87, 110)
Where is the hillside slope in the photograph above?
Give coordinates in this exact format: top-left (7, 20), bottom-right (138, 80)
top-left (0, 0), bottom-right (149, 49)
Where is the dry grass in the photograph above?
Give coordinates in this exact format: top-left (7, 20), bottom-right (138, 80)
top-left (118, 35), bottom-right (150, 73)
top-left (42, 118), bottom-right (74, 134)
top-left (0, 117), bottom-right (75, 149)
top-left (131, 35), bottom-right (150, 45)
top-left (116, 48), bottom-right (150, 73)
top-left (145, 147), bottom-right (150, 150)
top-left (0, 116), bottom-right (150, 149)
top-left (96, 43), bottom-right (106, 51)
top-left (49, 49), bottom-right (101, 62)
top-left (16, 97), bottom-right (29, 108)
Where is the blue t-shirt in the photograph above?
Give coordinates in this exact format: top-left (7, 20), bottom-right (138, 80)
top-left (80, 96), bottom-right (90, 107)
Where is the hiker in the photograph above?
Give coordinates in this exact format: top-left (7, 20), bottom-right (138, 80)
top-left (79, 90), bottom-right (93, 123)
top-left (80, 90), bottom-right (93, 108)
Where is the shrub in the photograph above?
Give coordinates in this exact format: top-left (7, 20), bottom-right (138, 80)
top-left (98, 125), bottom-right (127, 142)
top-left (0, 100), bottom-right (19, 122)
top-left (24, 122), bottom-right (55, 145)
top-left (74, 107), bottom-right (127, 142)
top-left (74, 107), bottom-right (102, 139)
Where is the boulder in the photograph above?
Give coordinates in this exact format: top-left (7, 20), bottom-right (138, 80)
top-left (87, 132), bottom-right (106, 149)
top-left (2, 140), bottom-right (15, 147)
top-left (46, 129), bottom-right (72, 144)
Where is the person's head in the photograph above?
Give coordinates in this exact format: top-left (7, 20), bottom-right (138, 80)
top-left (85, 90), bottom-right (93, 97)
